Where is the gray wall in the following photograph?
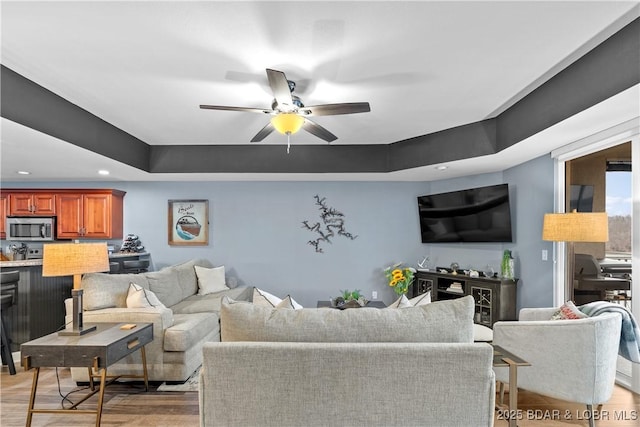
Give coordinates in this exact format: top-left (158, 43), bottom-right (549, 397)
top-left (1, 153), bottom-right (556, 308)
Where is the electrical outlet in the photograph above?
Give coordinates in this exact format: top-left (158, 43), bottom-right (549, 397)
top-left (372, 291), bottom-right (378, 300)
top-left (542, 249), bottom-right (548, 261)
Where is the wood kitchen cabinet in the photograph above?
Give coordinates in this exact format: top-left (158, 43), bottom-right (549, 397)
top-left (0, 194), bottom-right (7, 239)
top-left (56, 190), bottom-right (125, 239)
top-left (8, 192), bottom-right (56, 216)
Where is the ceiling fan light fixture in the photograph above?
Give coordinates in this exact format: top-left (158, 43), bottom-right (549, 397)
top-left (271, 113), bottom-right (305, 135)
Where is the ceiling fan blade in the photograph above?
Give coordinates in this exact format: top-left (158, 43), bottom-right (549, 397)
top-left (300, 102), bottom-right (371, 116)
top-left (266, 69), bottom-right (294, 111)
top-left (250, 122), bottom-right (275, 142)
top-left (302, 119), bottom-right (337, 142)
top-left (200, 105), bottom-right (271, 114)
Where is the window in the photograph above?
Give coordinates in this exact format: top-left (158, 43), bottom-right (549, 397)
top-left (605, 161), bottom-right (632, 259)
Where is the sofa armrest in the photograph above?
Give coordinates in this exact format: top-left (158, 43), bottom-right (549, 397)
top-left (492, 313), bottom-right (621, 404)
top-left (77, 307), bottom-right (174, 367)
top-left (518, 307), bottom-right (558, 321)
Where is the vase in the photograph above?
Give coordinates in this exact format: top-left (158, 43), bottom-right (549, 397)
top-left (501, 250), bottom-right (514, 279)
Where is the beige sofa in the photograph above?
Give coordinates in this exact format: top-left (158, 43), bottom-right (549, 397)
top-left (65, 259), bottom-right (251, 382)
top-left (199, 295), bottom-right (496, 427)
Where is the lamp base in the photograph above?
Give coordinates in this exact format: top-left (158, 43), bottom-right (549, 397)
top-left (58, 325), bottom-right (97, 336)
top-left (60, 288), bottom-right (96, 336)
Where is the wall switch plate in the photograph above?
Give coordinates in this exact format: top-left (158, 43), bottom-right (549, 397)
top-left (372, 291), bottom-right (378, 300)
top-left (542, 249), bottom-right (548, 261)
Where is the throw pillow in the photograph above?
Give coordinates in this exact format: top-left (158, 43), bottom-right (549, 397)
top-left (386, 294), bottom-right (412, 309)
top-left (126, 282), bottom-right (166, 308)
top-left (550, 300), bottom-right (587, 320)
top-left (386, 292), bottom-right (431, 309)
top-left (409, 291), bottom-right (431, 306)
top-left (195, 265), bottom-right (229, 295)
top-left (252, 287), bottom-right (282, 307)
top-left (275, 295), bottom-right (304, 310)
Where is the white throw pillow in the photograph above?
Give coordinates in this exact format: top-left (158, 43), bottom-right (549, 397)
top-left (252, 287), bottom-right (282, 307)
top-left (195, 265), bottom-right (229, 295)
top-left (386, 292), bottom-right (431, 309)
top-left (386, 294), bottom-right (412, 309)
top-left (275, 295), bottom-right (304, 309)
top-left (126, 282), bottom-right (166, 308)
top-left (409, 291), bottom-right (431, 306)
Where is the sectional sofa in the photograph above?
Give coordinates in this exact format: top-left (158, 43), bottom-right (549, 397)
top-left (65, 258), bottom-right (251, 382)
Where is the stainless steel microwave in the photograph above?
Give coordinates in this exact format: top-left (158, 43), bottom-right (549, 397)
top-left (6, 216), bottom-right (56, 241)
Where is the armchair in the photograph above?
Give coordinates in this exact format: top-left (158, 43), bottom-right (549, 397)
top-left (492, 307), bottom-right (622, 427)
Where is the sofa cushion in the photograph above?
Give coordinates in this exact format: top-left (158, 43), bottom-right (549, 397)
top-left (164, 312), bottom-right (219, 352)
top-left (195, 265), bottom-right (229, 295)
top-left (170, 258), bottom-right (214, 300)
top-left (171, 286), bottom-right (252, 314)
top-left (146, 268), bottom-right (183, 308)
top-left (82, 273), bottom-right (149, 310)
top-left (221, 295), bottom-right (474, 343)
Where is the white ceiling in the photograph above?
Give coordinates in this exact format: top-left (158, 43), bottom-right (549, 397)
top-left (1, 1), bottom-right (639, 182)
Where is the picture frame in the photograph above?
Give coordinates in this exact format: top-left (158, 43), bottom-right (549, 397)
top-left (168, 199), bottom-right (209, 246)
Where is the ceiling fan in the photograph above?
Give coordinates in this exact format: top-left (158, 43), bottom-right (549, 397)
top-left (200, 68), bottom-right (370, 152)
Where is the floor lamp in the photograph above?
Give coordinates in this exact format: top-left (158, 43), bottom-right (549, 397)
top-left (42, 242), bottom-right (109, 336)
top-left (542, 211), bottom-right (609, 302)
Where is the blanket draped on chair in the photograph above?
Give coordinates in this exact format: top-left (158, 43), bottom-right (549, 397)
top-left (580, 301), bottom-right (640, 363)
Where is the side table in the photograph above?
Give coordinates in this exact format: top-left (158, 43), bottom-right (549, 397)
top-left (20, 322), bottom-right (153, 427)
top-left (492, 344), bottom-right (531, 427)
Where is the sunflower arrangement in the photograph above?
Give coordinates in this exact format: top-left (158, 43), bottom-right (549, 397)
top-left (383, 263), bottom-right (416, 295)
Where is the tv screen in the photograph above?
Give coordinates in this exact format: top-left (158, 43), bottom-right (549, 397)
top-left (417, 184), bottom-right (513, 243)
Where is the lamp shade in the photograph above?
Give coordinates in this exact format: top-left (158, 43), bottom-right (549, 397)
top-left (42, 242), bottom-right (109, 283)
top-left (542, 211), bottom-right (609, 242)
top-left (271, 113), bottom-right (305, 135)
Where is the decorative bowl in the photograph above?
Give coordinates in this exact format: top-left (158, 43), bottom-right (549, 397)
top-left (331, 298), bottom-right (369, 309)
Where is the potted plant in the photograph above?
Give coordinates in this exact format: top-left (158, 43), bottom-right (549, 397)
top-left (331, 289), bottom-right (368, 309)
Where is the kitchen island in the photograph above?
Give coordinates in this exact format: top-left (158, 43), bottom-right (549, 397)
top-left (0, 252), bottom-right (150, 352)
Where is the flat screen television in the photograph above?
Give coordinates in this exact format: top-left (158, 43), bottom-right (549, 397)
top-left (417, 184), bottom-right (513, 243)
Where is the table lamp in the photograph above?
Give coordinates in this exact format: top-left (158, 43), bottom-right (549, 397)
top-left (42, 242), bottom-right (109, 335)
top-left (542, 210), bottom-right (608, 301)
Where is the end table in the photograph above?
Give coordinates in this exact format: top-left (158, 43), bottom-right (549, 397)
top-left (20, 322), bottom-right (153, 427)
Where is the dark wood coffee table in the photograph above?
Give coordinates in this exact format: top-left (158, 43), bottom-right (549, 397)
top-left (21, 322), bottom-right (153, 427)
top-left (317, 300), bottom-right (386, 308)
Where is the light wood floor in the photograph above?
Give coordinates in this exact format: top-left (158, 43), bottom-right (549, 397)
top-left (1, 365), bottom-right (639, 426)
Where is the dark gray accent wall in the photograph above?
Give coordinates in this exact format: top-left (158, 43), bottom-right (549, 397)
top-left (496, 17), bottom-right (640, 150)
top-left (388, 120), bottom-right (497, 171)
top-left (150, 144), bottom-right (389, 173)
top-left (0, 65), bottom-right (150, 171)
top-left (2, 17), bottom-right (638, 174)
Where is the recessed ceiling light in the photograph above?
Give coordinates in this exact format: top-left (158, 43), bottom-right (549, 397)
top-left (17, 170), bottom-right (31, 175)
top-left (435, 165), bottom-right (448, 171)
top-left (98, 170), bottom-right (110, 176)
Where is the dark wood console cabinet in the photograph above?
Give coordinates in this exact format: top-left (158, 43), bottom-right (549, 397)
top-left (413, 271), bottom-right (517, 327)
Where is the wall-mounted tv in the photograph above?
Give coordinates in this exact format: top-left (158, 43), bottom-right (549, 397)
top-left (417, 184), bottom-right (513, 243)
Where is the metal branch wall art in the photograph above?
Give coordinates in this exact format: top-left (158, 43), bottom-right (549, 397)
top-left (302, 195), bottom-right (357, 253)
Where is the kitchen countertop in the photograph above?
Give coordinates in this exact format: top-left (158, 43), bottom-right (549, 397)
top-left (0, 252), bottom-right (150, 268)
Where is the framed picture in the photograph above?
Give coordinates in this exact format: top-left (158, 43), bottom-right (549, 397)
top-left (168, 199), bottom-right (209, 246)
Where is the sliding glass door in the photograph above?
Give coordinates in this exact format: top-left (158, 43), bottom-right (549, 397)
top-left (552, 123), bottom-right (638, 393)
